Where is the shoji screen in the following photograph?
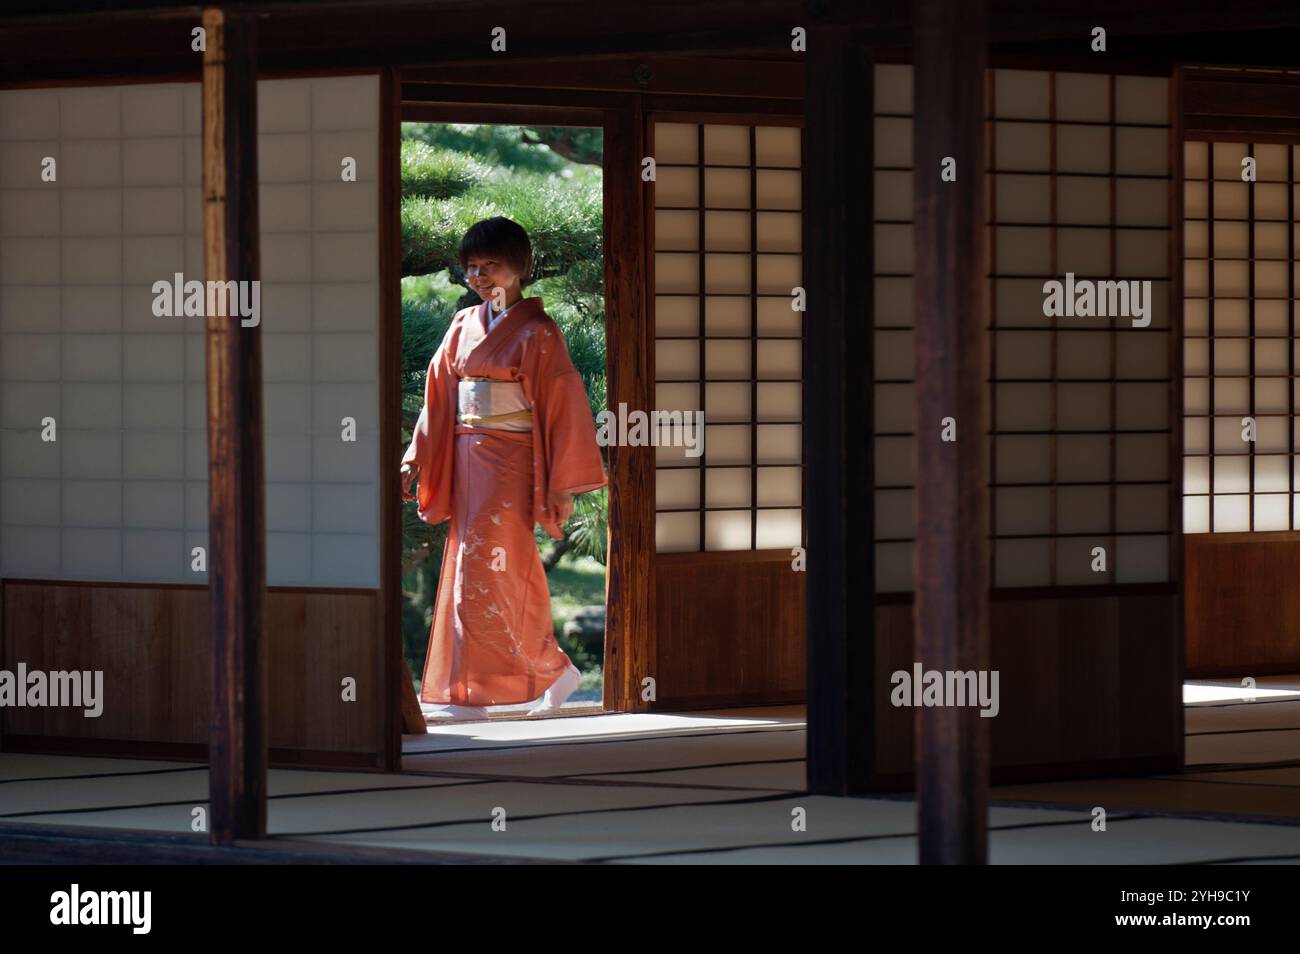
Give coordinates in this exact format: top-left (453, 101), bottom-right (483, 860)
top-left (1183, 140), bottom-right (1295, 532)
top-left (990, 69), bottom-right (1172, 587)
top-left (651, 120), bottom-right (804, 553)
top-left (0, 76), bottom-right (380, 587)
top-left (871, 65), bottom-right (1175, 591)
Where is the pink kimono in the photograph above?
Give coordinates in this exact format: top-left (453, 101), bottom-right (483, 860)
top-left (402, 296), bottom-right (608, 705)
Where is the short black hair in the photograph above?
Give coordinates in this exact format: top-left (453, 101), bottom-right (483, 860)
top-left (457, 216), bottom-right (534, 285)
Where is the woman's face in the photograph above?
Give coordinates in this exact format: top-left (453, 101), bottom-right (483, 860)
top-left (464, 254), bottom-right (521, 303)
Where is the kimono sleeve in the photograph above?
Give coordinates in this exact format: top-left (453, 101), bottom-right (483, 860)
top-left (401, 330), bottom-right (458, 525)
top-left (530, 322), bottom-right (608, 500)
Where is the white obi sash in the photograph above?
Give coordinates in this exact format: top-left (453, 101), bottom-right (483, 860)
top-left (458, 376), bottom-right (532, 431)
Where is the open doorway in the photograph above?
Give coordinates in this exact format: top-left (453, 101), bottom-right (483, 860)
top-left (398, 119), bottom-right (608, 726)
top-left (1180, 70), bottom-right (1300, 769)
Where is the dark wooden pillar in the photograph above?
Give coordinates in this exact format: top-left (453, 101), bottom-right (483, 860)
top-left (912, 0), bottom-right (990, 862)
top-left (379, 67), bottom-right (409, 762)
top-left (804, 26), bottom-right (874, 794)
top-left (203, 5), bottom-right (266, 844)
top-left (602, 96), bottom-right (654, 713)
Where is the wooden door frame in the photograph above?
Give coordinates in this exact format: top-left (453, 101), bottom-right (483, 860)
top-left (394, 85), bottom-right (655, 726)
top-left (1179, 64), bottom-right (1300, 683)
top-left (395, 65), bottom-right (806, 732)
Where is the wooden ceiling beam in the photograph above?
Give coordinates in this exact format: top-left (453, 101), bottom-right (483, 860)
top-left (10, 2), bottom-right (1300, 84)
top-left (403, 55), bottom-right (803, 98)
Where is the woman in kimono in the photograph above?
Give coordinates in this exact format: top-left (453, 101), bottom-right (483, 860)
top-left (401, 216), bottom-right (608, 721)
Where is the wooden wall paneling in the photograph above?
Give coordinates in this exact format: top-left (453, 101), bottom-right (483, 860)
top-left (653, 552), bottom-right (804, 706)
top-left (989, 598), bottom-right (1061, 768)
top-left (1, 581), bottom-right (378, 761)
top-left (874, 592), bottom-right (1179, 789)
top-left (873, 603), bottom-right (914, 778)
top-left (1119, 591), bottom-right (1181, 756)
top-left (266, 592), bottom-right (307, 749)
top-left (1055, 593), bottom-right (1120, 762)
top-left (171, 587), bottom-right (211, 744)
top-left (1185, 533), bottom-right (1300, 674)
top-left (303, 592), bottom-right (377, 752)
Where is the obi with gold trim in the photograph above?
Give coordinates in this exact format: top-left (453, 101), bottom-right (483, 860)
top-left (457, 376), bottom-right (532, 431)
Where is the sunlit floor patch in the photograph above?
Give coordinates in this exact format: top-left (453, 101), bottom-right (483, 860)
top-left (1184, 677), bottom-right (1300, 704)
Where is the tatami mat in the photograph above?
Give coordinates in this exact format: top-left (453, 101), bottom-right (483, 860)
top-left (583, 760), bottom-right (807, 791)
top-left (0, 758), bottom-right (461, 818)
top-left (1186, 728), bottom-right (1300, 766)
top-left (404, 726), bottom-right (805, 780)
top-left (634, 816), bottom-right (1300, 865)
top-left (1185, 698), bottom-right (1300, 733)
top-left (4, 689), bottom-right (1300, 863)
top-left (0, 754), bottom-right (198, 783)
top-left (299, 798), bottom-right (1085, 863)
top-left (991, 773), bottom-right (1300, 822)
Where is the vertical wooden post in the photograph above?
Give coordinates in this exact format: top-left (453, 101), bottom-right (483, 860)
top-left (804, 26), bottom-right (874, 794)
top-left (912, 0), bottom-right (990, 862)
top-left (379, 67), bottom-right (409, 759)
top-left (203, 5), bottom-right (266, 844)
top-left (602, 97), bottom-right (653, 713)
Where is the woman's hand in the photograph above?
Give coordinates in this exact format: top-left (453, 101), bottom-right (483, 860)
top-left (547, 490), bottom-right (574, 525)
top-left (401, 462), bottom-right (419, 501)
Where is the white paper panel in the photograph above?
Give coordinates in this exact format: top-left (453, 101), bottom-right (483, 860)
top-left (756, 466), bottom-right (801, 507)
top-left (656, 511), bottom-right (700, 552)
top-left (653, 119), bottom-right (804, 552)
top-left (655, 166), bottom-right (698, 207)
top-left (704, 295), bottom-right (749, 335)
top-left (704, 509), bottom-right (751, 550)
top-left (704, 382), bottom-right (749, 421)
top-left (755, 508), bottom-right (801, 549)
top-left (755, 126), bottom-right (800, 168)
top-left (657, 209), bottom-right (699, 250)
top-left (0, 75), bottom-right (380, 585)
top-left (704, 124), bottom-right (749, 165)
top-left (704, 210), bottom-right (747, 251)
top-left (706, 467), bottom-right (750, 508)
top-left (655, 122), bottom-right (698, 164)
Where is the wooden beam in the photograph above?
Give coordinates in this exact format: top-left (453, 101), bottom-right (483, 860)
top-left (1185, 75), bottom-right (1300, 119)
top-left (803, 26), bottom-right (874, 795)
top-left (403, 54), bottom-right (803, 98)
top-left (600, 97), bottom-right (654, 713)
top-left (0, 821), bottom-right (568, 865)
top-left (378, 65), bottom-right (406, 764)
top-left (203, 5), bottom-right (267, 844)
top-left (912, 0), bottom-right (990, 863)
